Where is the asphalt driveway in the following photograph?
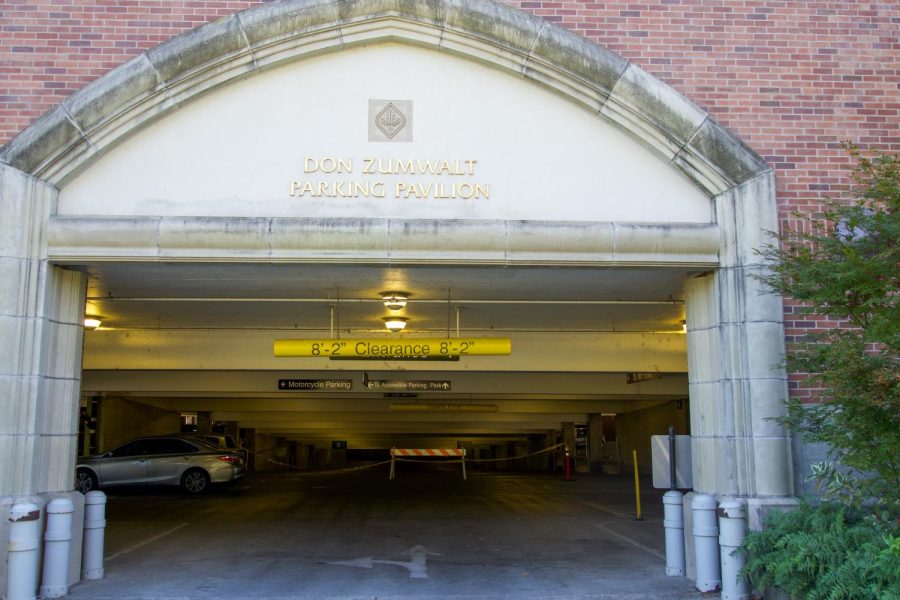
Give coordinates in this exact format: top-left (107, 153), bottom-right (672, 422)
top-left (67, 466), bottom-right (704, 599)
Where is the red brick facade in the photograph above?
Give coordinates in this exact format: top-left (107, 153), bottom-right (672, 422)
top-left (1, 1), bottom-right (898, 401)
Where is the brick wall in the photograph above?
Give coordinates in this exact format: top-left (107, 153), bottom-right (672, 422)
top-left (1, 0), bottom-right (898, 401)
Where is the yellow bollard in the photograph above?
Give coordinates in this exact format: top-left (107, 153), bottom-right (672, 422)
top-left (632, 449), bottom-right (643, 521)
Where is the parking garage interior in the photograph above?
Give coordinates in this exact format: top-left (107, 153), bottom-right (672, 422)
top-left (76, 262), bottom-right (693, 478)
top-left (66, 261), bottom-right (700, 597)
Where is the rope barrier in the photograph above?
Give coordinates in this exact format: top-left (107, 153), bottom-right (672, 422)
top-left (241, 442), bottom-right (566, 476)
top-left (241, 447), bottom-right (393, 475)
top-left (466, 442), bottom-right (565, 463)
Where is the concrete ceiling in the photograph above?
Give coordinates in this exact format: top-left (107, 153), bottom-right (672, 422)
top-left (80, 262), bottom-right (694, 333)
top-left (77, 261), bottom-right (695, 445)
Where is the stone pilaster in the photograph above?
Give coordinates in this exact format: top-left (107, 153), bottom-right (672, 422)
top-left (1, 162), bottom-right (87, 590)
top-left (685, 172), bottom-right (793, 499)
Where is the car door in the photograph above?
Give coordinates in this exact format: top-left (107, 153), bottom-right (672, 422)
top-left (145, 438), bottom-right (202, 484)
top-left (97, 439), bottom-right (153, 485)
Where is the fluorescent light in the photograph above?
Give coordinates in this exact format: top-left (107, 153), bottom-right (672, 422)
top-left (84, 317), bottom-right (102, 329)
top-left (381, 292), bottom-right (408, 310)
top-left (383, 316), bottom-right (408, 332)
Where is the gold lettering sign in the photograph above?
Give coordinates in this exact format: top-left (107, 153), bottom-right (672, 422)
top-left (290, 156), bottom-right (490, 200)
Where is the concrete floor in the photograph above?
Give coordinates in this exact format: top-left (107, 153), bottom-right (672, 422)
top-left (67, 465), bottom-right (706, 599)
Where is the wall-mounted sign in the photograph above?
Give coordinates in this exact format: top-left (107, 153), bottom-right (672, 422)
top-left (389, 403), bottom-right (497, 412)
top-left (626, 372), bottom-right (664, 384)
top-left (365, 380), bottom-right (451, 391)
top-left (277, 379), bottom-right (352, 391)
top-left (290, 155), bottom-right (490, 200)
top-left (274, 338), bottom-right (511, 358)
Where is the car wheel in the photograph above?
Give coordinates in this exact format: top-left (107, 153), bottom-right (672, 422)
top-left (75, 468), bottom-right (98, 494)
top-left (181, 469), bottom-right (210, 494)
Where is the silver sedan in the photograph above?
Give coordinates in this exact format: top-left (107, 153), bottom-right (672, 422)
top-left (75, 435), bottom-right (246, 494)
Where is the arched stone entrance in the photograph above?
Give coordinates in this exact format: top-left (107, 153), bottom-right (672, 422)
top-left (0, 0), bottom-right (792, 588)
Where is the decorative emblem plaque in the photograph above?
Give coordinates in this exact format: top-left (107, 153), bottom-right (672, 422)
top-left (375, 103), bottom-right (406, 139)
top-left (369, 99), bottom-right (413, 142)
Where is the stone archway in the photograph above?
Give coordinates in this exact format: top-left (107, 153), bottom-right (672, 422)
top-left (2, 0), bottom-right (768, 193)
top-left (0, 0), bottom-right (792, 588)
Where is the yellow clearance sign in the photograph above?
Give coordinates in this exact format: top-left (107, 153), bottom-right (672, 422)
top-left (274, 338), bottom-right (511, 358)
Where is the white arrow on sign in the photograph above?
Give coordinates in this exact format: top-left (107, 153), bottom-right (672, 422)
top-left (329, 545), bottom-right (437, 579)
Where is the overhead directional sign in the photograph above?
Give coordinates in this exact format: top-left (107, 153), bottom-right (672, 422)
top-left (278, 379), bottom-right (352, 391)
top-left (274, 338), bottom-right (511, 358)
top-left (626, 372), bottom-right (664, 384)
top-left (389, 403), bottom-right (497, 412)
top-left (365, 379), bottom-right (451, 391)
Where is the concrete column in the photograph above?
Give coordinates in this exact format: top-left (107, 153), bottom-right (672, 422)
top-left (561, 422), bottom-right (575, 454)
top-left (588, 413), bottom-right (604, 473)
top-left (495, 443), bottom-right (509, 471)
top-left (684, 172), bottom-right (794, 515)
top-left (196, 411), bottom-right (212, 434)
top-left (332, 446), bottom-right (347, 468)
top-left (545, 432), bottom-right (556, 472)
top-left (242, 428), bottom-right (256, 471)
top-left (300, 443), bottom-right (312, 470)
top-left (1, 164), bottom-right (88, 592)
top-left (253, 432), bottom-right (276, 471)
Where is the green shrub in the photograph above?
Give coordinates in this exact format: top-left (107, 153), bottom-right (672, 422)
top-left (749, 147), bottom-right (899, 598)
top-left (742, 502), bottom-right (900, 599)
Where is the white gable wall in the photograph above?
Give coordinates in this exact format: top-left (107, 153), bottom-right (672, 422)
top-left (59, 44), bottom-right (710, 224)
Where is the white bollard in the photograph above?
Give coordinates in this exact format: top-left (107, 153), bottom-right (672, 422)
top-left (81, 491), bottom-right (106, 580)
top-left (692, 493), bottom-right (721, 592)
top-left (663, 490), bottom-right (685, 576)
top-left (40, 498), bottom-right (74, 598)
top-left (718, 499), bottom-right (750, 600)
top-left (6, 502), bottom-right (42, 600)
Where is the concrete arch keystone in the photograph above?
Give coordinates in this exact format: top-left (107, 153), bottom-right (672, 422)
top-left (0, 0), bottom-right (768, 195)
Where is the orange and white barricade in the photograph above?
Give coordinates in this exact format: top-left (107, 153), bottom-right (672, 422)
top-left (389, 448), bottom-right (467, 480)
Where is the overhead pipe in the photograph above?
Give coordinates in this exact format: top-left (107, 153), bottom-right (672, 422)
top-left (87, 296), bottom-right (684, 305)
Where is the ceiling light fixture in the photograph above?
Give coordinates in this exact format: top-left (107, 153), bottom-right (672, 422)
top-left (681, 320), bottom-right (687, 333)
top-left (84, 317), bottom-right (102, 330)
top-left (383, 316), bottom-right (408, 332)
top-left (381, 292), bottom-right (409, 311)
